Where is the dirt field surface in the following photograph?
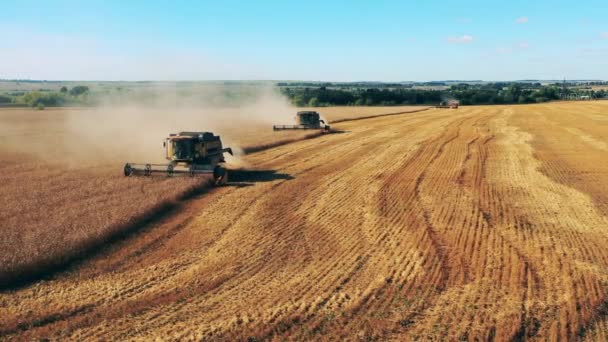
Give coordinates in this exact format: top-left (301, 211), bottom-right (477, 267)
top-left (2, 102), bottom-right (608, 340)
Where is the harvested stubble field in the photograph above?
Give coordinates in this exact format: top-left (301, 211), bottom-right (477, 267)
top-left (1, 102), bottom-right (608, 340)
top-left (0, 105), bottom-right (427, 285)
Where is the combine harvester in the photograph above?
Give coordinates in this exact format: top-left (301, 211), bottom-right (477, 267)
top-left (436, 101), bottom-right (459, 109)
top-left (123, 131), bottom-right (233, 185)
top-left (273, 111), bottom-right (331, 132)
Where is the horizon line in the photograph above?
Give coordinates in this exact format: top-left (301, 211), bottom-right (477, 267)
top-left (1, 79), bottom-right (607, 83)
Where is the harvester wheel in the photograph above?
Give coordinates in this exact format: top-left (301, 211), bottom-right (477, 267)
top-left (167, 164), bottom-right (174, 177)
top-left (213, 166), bottom-right (228, 186)
top-left (124, 163), bottom-right (133, 177)
top-left (144, 164), bottom-right (152, 176)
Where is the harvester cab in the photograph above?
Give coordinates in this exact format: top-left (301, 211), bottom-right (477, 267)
top-left (273, 111), bottom-right (330, 132)
top-left (124, 132), bottom-right (233, 185)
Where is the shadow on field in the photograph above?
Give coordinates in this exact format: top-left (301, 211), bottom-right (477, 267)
top-left (0, 170), bottom-right (293, 291)
top-left (0, 183), bottom-right (213, 292)
top-left (228, 169), bottom-right (293, 187)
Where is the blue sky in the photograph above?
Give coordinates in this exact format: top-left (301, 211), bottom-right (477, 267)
top-left (1, 0), bottom-right (607, 81)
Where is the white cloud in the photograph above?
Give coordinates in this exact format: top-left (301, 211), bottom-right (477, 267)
top-left (448, 35), bottom-right (474, 44)
top-left (496, 47), bottom-right (513, 54)
top-left (519, 42), bottom-right (530, 49)
top-left (601, 32), bottom-right (608, 39)
top-left (515, 17), bottom-right (529, 24)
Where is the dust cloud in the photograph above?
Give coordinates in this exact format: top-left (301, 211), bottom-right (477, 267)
top-left (1, 84), bottom-right (296, 168)
top-left (440, 94), bottom-right (459, 105)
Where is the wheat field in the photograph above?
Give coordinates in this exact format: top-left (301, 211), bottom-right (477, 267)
top-left (1, 102), bottom-right (608, 340)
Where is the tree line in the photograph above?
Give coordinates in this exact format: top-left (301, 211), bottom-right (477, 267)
top-left (2, 82), bottom-right (607, 109)
top-left (0, 85), bottom-right (90, 109)
top-left (280, 83), bottom-right (608, 107)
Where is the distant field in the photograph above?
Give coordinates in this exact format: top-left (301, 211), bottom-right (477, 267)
top-left (2, 102), bottom-right (608, 340)
top-left (0, 80), bottom-right (275, 92)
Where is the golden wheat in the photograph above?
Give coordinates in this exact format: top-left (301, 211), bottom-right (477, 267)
top-left (2, 102), bottom-right (607, 340)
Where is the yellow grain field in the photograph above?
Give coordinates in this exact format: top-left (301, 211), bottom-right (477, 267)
top-left (1, 102), bottom-right (608, 340)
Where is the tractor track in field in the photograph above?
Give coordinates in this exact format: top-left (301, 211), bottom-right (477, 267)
top-left (2, 103), bottom-right (608, 340)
